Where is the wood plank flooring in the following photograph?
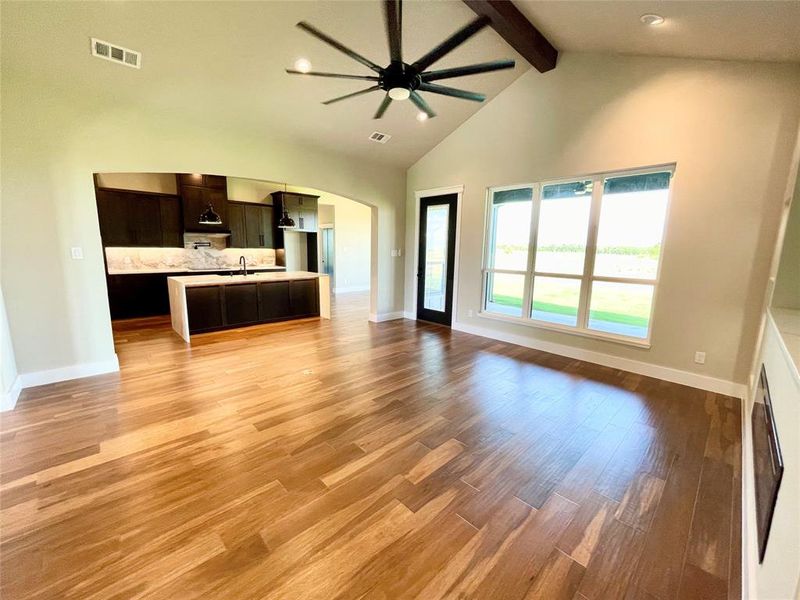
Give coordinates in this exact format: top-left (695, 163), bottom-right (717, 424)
top-left (0, 292), bottom-right (742, 599)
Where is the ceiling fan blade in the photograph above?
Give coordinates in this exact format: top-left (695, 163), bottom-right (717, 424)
top-left (373, 94), bottom-right (393, 119)
top-left (417, 83), bottom-right (485, 102)
top-left (322, 85), bottom-right (381, 105)
top-left (297, 21), bottom-right (383, 73)
top-left (411, 15), bottom-right (490, 72)
top-left (286, 69), bottom-right (379, 81)
top-left (384, 0), bottom-right (402, 63)
top-left (409, 91), bottom-right (436, 119)
top-left (421, 59), bottom-right (515, 82)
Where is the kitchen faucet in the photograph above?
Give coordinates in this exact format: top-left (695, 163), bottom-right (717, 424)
top-left (239, 255), bottom-right (247, 276)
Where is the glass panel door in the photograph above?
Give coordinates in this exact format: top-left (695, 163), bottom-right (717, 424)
top-left (417, 194), bottom-right (458, 326)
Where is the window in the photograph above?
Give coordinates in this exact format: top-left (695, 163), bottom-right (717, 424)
top-left (482, 166), bottom-right (673, 344)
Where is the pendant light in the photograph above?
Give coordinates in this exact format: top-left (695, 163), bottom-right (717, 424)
top-left (199, 203), bottom-right (222, 225)
top-left (277, 183), bottom-right (296, 228)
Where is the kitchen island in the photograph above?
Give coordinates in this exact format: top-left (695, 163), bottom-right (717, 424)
top-left (168, 271), bottom-right (330, 342)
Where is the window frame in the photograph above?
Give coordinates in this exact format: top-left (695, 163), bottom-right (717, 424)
top-left (480, 164), bottom-right (675, 348)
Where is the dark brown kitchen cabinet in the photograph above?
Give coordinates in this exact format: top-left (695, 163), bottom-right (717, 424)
top-left (186, 286), bottom-right (224, 332)
top-left (178, 173), bottom-right (226, 189)
top-left (289, 279), bottom-right (319, 317)
top-left (178, 173), bottom-right (228, 233)
top-left (228, 201), bottom-right (274, 248)
top-left (224, 284), bottom-right (260, 326)
top-left (184, 278), bottom-right (319, 334)
top-left (181, 185), bottom-right (228, 233)
top-left (159, 196), bottom-right (182, 247)
top-left (258, 281), bottom-right (291, 321)
top-left (106, 274), bottom-right (171, 319)
top-left (129, 194), bottom-right (163, 246)
top-left (96, 189), bottom-right (182, 248)
top-left (97, 191), bottom-right (132, 247)
top-left (228, 203), bottom-right (246, 247)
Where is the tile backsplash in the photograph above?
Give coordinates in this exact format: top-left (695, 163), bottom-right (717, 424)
top-left (105, 246), bottom-right (278, 273)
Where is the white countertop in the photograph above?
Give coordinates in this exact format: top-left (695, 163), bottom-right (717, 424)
top-left (108, 266), bottom-right (286, 275)
top-left (167, 271), bottom-right (323, 287)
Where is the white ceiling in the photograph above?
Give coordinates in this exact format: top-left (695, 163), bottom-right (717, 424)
top-left (517, 0), bottom-right (800, 64)
top-left (3, 1), bottom-right (798, 169)
top-left (1, 0), bottom-right (527, 168)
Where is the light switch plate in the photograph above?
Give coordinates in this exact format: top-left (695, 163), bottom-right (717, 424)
top-left (70, 247), bottom-right (84, 260)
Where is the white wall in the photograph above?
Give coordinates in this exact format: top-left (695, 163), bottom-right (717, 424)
top-left (772, 171), bottom-right (800, 310)
top-left (283, 231), bottom-right (308, 272)
top-left (1, 288), bottom-right (20, 411)
top-left (226, 177), bottom-right (279, 205)
top-left (1, 38), bottom-right (406, 381)
top-left (95, 173), bottom-right (178, 195)
top-left (406, 53), bottom-right (800, 389)
top-left (319, 198), bottom-right (372, 293)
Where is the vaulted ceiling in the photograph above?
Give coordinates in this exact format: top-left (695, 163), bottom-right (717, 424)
top-left (3, 1), bottom-right (798, 169)
top-left (516, 0), bottom-right (800, 64)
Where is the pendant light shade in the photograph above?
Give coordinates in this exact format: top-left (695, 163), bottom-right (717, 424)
top-left (278, 208), bottom-right (296, 229)
top-left (199, 203), bottom-right (222, 225)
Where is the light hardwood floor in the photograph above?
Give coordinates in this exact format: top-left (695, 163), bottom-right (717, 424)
top-left (0, 292), bottom-right (741, 599)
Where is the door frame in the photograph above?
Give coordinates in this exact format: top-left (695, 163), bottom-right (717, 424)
top-left (411, 185), bottom-right (464, 323)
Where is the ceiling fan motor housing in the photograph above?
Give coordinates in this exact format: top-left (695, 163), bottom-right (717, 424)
top-left (380, 61), bottom-right (421, 93)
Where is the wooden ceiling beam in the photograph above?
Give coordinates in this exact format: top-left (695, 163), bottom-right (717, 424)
top-left (462, 0), bottom-right (558, 73)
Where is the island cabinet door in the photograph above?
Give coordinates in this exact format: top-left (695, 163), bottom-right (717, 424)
top-left (186, 286), bottom-right (224, 332)
top-left (258, 282), bottom-right (291, 321)
top-left (289, 279), bottom-right (319, 317)
top-left (225, 284), bottom-right (260, 326)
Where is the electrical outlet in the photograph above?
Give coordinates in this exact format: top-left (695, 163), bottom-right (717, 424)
top-left (397, 248), bottom-right (402, 257)
top-left (70, 247), bottom-right (84, 260)
top-left (390, 249), bottom-right (397, 257)
top-left (694, 351), bottom-right (706, 365)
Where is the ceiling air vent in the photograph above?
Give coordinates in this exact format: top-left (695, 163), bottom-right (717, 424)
top-left (90, 38), bottom-right (141, 69)
top-left (368, 131), bottom-right (391, 144)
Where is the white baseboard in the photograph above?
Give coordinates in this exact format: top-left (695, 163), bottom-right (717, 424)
top-left (17, 356), bottom-right (120, 390)
top-left (1, 376), bottom-right (22, 412)
top-left (334, 285), bottom-right (370, 294)
top-left (403, 311), bottom-right (416, 320)
top-left (369, 311), bottom-right (405, 323)
top-left (453, 321), bottom-right (745, 398)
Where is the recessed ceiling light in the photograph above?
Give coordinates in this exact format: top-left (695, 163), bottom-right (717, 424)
top-left (293, 58), bottom-right (312, 73)
top-left (416, 112), bottom-right (428, 122)
top-left (640, 14), bottom-right (665, 26)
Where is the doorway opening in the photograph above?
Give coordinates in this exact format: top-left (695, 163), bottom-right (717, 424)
top-left (92, 172), bottom-right (373, 351)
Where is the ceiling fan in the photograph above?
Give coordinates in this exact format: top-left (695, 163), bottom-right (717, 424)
top-left (286, 0), bottom-right (515, 119)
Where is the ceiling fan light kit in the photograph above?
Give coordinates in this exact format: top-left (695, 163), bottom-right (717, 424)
top-left (286, 0), bottom-right (515, 120)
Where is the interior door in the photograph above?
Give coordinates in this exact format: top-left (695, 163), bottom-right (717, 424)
top-left (416, 194), bottom-right (457, 326)
top-left (321, 228), bottom-right (335, 279)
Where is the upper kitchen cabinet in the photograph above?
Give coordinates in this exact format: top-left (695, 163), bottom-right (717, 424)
top-left (228, 202), bottom-right (275, 248)
top-left (271, 192), bottom-right (319, 233)
top-left (177, 173), bottom-right (226, 189)
top-left (96, 189), bottom-right (183, 248)
top-left (179, 174), bottom-right (228, 233)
